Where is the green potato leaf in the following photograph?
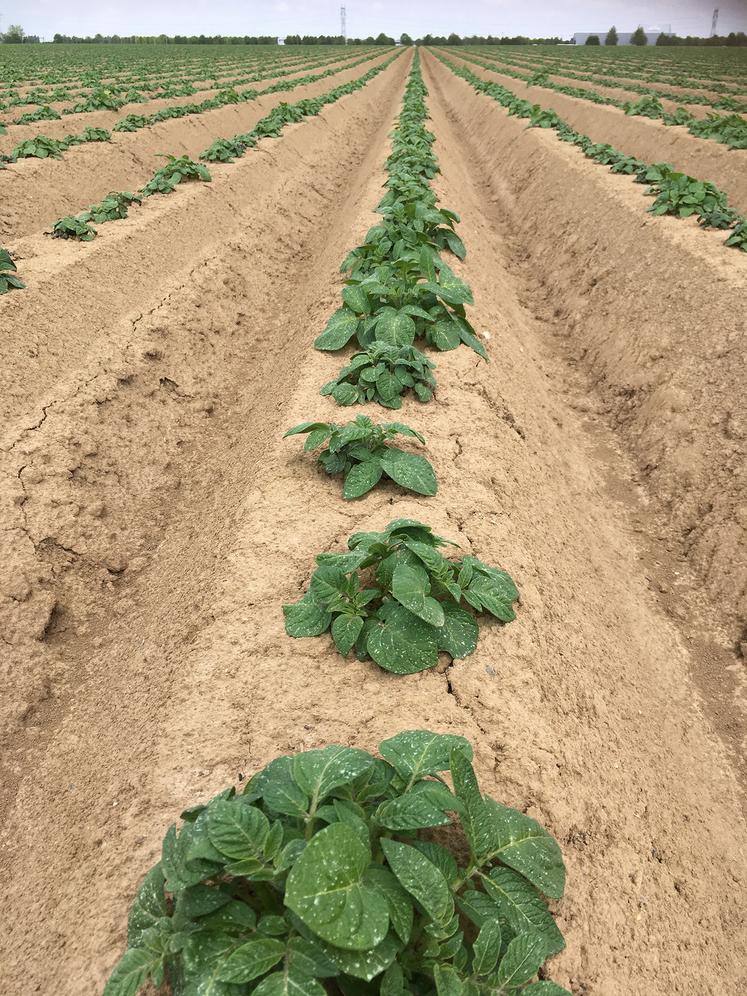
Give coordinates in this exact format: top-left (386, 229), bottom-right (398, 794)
top-left (285, 823), bottom-right (389, 950)
top-left (381, 838), bottom-right (454, 927)
top-left (379, 448), bottom-right (437, 496)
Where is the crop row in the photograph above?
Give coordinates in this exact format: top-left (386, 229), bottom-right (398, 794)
top-left (0, 50), bottom-right (384, 164)
top-left (491, 46), bottom-right (747, 91)
top-left (454, 50), bottom-right (747, 150)
top-left (0, 49), bottom-right (355, 109)
top-left (436, 52), bottom-right (747, 252)
top-left (0, 53), bottom-right (401, 274)
top-left (103, 53), bottom-right (570, 996)
top-left (471, 48), bottom-right (747, 113)
top-left (0, 45), bottom-right (339, 90)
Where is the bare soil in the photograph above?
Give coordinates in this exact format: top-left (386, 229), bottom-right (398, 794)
top-left (0, 46), bottom-right (746, 996)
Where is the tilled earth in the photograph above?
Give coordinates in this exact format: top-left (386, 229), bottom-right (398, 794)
top-left (0, 47), bottom-right (745, 996)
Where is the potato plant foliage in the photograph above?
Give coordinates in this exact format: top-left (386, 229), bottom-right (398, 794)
top-left (317, 59), bottom-right (488, 366)
top-left (105, 730), bottom-right (568, 996)
top-left (285, 416), bottom-right (437, 499)
top-left (141, 154), bottom-right (212, 196)
top-left (284, 519), bottom-right (518, 674)
top-left (321, 342), bottom-right (437, 410)
top-left (0, 247), bottom-right (24, 294)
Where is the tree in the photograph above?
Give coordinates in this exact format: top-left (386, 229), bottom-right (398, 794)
top-left (374, 32), bottom-right (395, 45)
top-left (605, 25), bottom-right (618, 45)
top-left (399, 33), bottom-right (413, 46)
top-left (585, 34), bottom-right (600, 45)
top-left (3, 24), bottom-right (25, 43)
top-left (446, 33), bottom-right (462, 45)
top-left (631, 26), bottom-right (648, 45)
top-left (656, 32), bottom-right (675, 45)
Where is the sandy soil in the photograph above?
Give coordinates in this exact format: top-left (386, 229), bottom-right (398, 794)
top-left (0, 45), bottom-right (746, 996)
top-left (445, 52), bottom-right (747, 214)
top-left (0, 50), bottom-right (392, 241)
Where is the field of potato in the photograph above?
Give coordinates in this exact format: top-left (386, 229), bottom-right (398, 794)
top-left (0, 40), bottom-right (746, 996)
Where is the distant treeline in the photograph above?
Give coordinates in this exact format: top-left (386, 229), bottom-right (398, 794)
top-left (50, 34), bottom-right (280, 44)
top-left (11, 29), bottom-right (744, 48)
top-left (653, 32), bottom-right (747, 46)
top-left (415, 34), bottom-right (565, 45)
top-left (48, 33), bottom-right (395, 45)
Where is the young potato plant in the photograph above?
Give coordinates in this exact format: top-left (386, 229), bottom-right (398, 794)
top-left (316, 58), bottom-right (487, 364)
top-left (320, 342), bottom-right (437, 410)
top-left (639, 164), bottom-right (731, 220)
top-left (284, 519), bottom-right (518, 674)
top-left (0, 247), bottom-right (25, 294)
top-left (725, 220), bottom-right (747, 251)
top-left (66, 126), bottom-right (111, 145)
top-left (11, 134), bottom-right (67, 160)
top-left (688, 111), bottom-right (747, 150)
top-left (87, 191), bottom-right (142, 223)
top-left (140, 154), bottom-right (211, 196)
top-left (285, 415), bottom-right (437, 499)
top-left (51, 215), bottom-right (97, 241)
top-left (113, 113), bottom-right (149, 133)
top-left (68, 86), bottom-right (124, 112)
top-left (13, 104), bottom-right (61, 124)
top-left (105, 730), bottom-right (569, 996)
top-left (201, 135), bottom-right (257, 163)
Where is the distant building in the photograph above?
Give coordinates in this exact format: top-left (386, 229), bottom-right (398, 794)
top-left (572, 31), bottom-right (662, 45)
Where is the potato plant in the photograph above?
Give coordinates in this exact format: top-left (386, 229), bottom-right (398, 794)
top-left (284, 519), bottom-right (518, 673)
top-left (320, 342), bottom-right (437, 410)
top-left (105, 730), bottom-right (568, 996)
top-left (11, 134), bottom-right (67, 160)
top-left (66, 125), bottom-right (111, 145)
top-left (87, 191), bottom-right (142, 223)
top-left (13, 104), bottom-right (61, 124)
top-left (51, 215), bottom-right (97, 241)
top-left (285, 415), bottom-right (437, 499)
top-left (0, 247), bottom-right (24, 294)
top-left (140, 154), bottom-right (212, 197)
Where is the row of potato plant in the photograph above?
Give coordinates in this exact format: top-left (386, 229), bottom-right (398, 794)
top-left (0, 48), bottom-right (364, 117)
top-left (472, 48), bottom-right (747, 115)
top-left (462, 49), bottom-right (747, 147)
top-left (106, 54), bottom-right (569, 996)
top-left (285, 61), bottom-right (519, 676)
top-left (0, 48), bottom-right (355, 107)
top-left (436, 52), bottom-right (747, 251)
top-left (48, 53), bottom-right (402, 242)
top-left (476, 46), bottom-right (747, 96)
top-left (0, 50), bottom-right (383, 166)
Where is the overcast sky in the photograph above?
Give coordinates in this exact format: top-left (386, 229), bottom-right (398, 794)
top-left (7, 0), bottom-right (747, 41)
